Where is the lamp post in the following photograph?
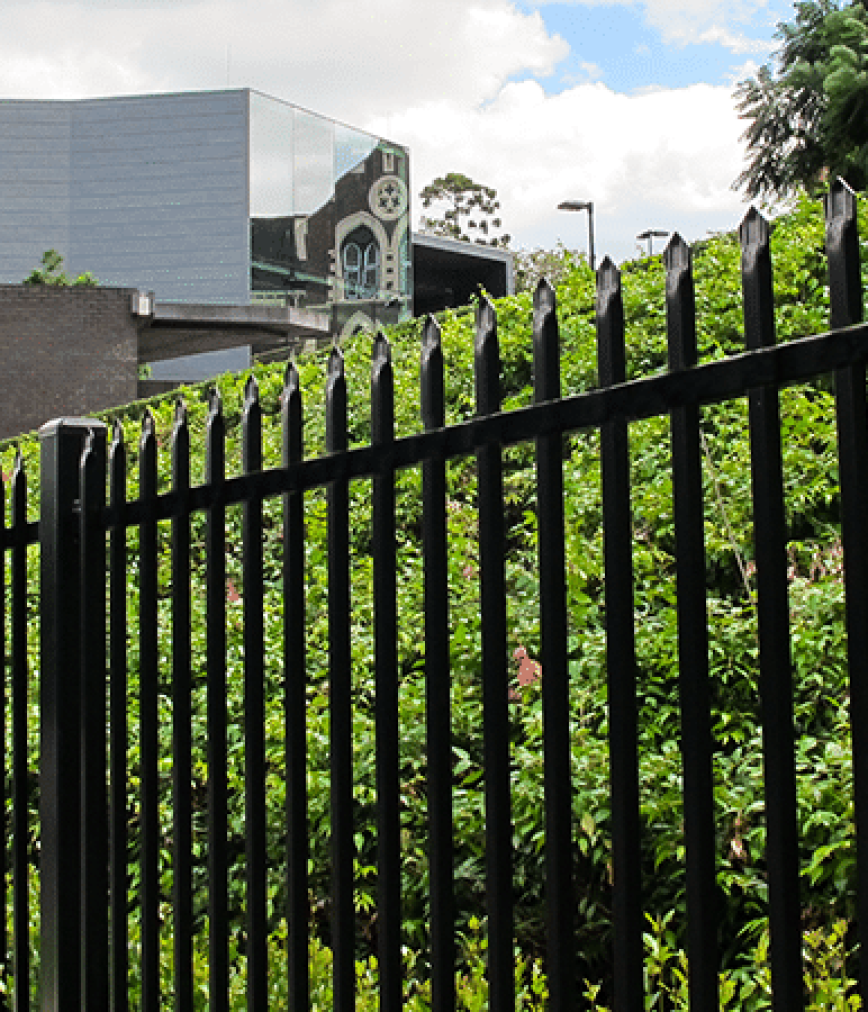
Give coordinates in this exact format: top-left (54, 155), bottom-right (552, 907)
top-left (557, 200), bottom-right (595, 271)
top-left (637, 229), bottom-right (669, 258)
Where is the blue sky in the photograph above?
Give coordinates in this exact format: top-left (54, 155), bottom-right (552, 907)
top-left (0, 0), bottom-right (805, 263)
top-left (518, 1), bottom-right (790, 92)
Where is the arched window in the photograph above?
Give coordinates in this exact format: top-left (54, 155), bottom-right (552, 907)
top-left (341, 226), bottom-right (379, 299)
top-left (362, 242), bottom-right (380, 297)
top-left (342, 242), bottom-right (362, 297)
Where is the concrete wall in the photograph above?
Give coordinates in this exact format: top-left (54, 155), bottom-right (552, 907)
top-left (0, 285), bottom-right (138, 440)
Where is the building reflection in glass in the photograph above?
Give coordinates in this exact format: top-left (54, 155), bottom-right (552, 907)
top-left (249, 92), bottom-right (411, 340)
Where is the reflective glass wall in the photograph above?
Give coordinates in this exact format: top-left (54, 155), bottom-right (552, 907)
top-left (249, 92), bottom-right (411, 339)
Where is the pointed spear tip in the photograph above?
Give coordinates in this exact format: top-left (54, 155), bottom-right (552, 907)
top-left (173, 397), bottom-right (187, 426)
top-left (141, 407), bottom-right (155, 436)
top-left (328, 343), bottom-right (344, 376)
top-left (597, 256), bottom-right (619, 290)
top-left (243, 373), bottom-right (259, 406)
top-left (825, 176), bottom-right (857, 222)
top-left (534, 277), bottom-right (556, 314)
top-left (207, 385), bottom-right (222, 418)
top-left (476, 295), bottom-right (496, 333)
top-left (739, 206), bottom-right (769, 249)
top-left (663, 232), bottom-right (689, 271)
top-left (372, 329), bottom-right (391, 364)
top-left (112, 416), bottom-right (124, 441)
top-left (283, 356), bottom-right (299, 392)
top-left (422, 314), bottom-right (441, 347)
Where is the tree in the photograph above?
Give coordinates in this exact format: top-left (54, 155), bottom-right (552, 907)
top-left (418, 172), bottom-right (511, 247)
top-left (733, 0), bottom-right (868, 200)
top-left (513, 243), bottom-right (590, 293)
top-left (23, 249), bottom-right (99, 286)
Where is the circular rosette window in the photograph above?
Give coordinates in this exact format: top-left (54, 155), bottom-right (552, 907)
top-left (369, 175), bottom-right (408, 221)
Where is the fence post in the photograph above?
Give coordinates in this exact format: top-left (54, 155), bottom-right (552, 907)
top-left (38, 418), bottom-right (107, 1012)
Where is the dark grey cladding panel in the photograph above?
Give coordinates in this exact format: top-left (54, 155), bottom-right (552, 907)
top-left (0, 102), bottom-right (71, 280)
top-left (74, 90), bottom-right (246, 121)
top-left (66, 91), bottom-right (250, 303)
top-left (72, 164), bottom-right (244, 192)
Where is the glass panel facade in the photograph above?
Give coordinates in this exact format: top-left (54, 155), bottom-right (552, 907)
top-left (249, 91), bottom-right (411, 339)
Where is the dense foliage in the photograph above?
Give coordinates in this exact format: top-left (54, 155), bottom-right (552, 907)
top-left (3, 191), bottom-right (867, 1007)
top-left (734, 0), bottom-right (868, 200)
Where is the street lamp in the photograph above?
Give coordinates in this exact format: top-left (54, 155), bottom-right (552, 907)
top-left (637, 229), bottom-right (669, 258)
top-left (558, 200), bottom-right (595, 271)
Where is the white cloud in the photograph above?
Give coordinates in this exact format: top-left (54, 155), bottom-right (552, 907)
top-left (0, 0), bottom-right (756, 263)
top-left (372, 78), bottom-right (750, 261)
top-left (0, 0), bottom-right (569, 123)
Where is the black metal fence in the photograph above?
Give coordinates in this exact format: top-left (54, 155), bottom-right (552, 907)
top-left (3, 178), bottom-right (868, 1011)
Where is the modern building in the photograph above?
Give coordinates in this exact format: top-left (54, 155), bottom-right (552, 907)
top-left (0, 89), bottom-right (512, 382)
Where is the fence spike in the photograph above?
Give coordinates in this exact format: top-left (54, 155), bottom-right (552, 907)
top-left (421, 316), bottom-right (441, 369)
top-left (141, 408), bottom-right (155, 446)
top-left (664, 234), bottom-right (696, 371)
top-left (739, 206), bottom-right (775, 351)
top-left (596, 257), bottom-right (625, 388)
top-left (826, 176), bottom-right (857, 225)
top-left (372, 331), bottom-right (393, 450)
top-left (372, 330), bottom-right (391, 371)
top-left (534, 277), bottom-right (556, 316)
top-left (663, 233), bottom-right (689, 273)
top-left (421, 316), bottom-right (444, 433)
top-left (111, 418), bottom-right (123, 452)
top-left (739, 206), bottom-right (770, 251)
top-left (825, 178), bottom-right (862, 330)
top-left (173, 398), bottom-right (187, 431)
top-left (326, 346), bottom-right (347, 456)
top-left (475, 296), bottom-right (499, 417)
top-left (283, 358), bottom-right (299, 400)
top-left (533, 279), bottom-right (560, 404)
top-left (244, 373), bottom-right (259, 408)
top-left (597, 255), bottom-right (618, 291)
top-left (207, 386), bottom-right (222, 421)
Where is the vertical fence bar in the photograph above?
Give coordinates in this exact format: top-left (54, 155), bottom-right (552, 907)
top-left (474, 297), bottom-right (514, 1010)
top-left (39, 418), bottom-right (102, 1011)
top-left (171, 402), bottom-right (194, 1012)
top-left (281, 362), bottom-right (309, 1011)
top-left (532, 280), bottom-right (574, 1010)
top-left (242, 377), bottom-right (268, 1010)
top-left (596, 258), bottom-right (643, 1011)
top-left (740, 208), bottom-right (803, 1012)
top-left (664, 235), bottom-right (719, 1010)
top-left (138, 411), bottom-right (160, 1012)
top-left (371, 333), bottom-right (402, 1012)
top-left (109, 421), bottom-right (129, 1012)
top-left (825, 178), bottom-right (868, 1009)
top-left (79, 428), bottom-right (109, 1012)
top-left (420, 317), bottom-right (454, 1012)
top-left (10, 454), bottom-right (28, 1012)
top-left (326, 347), bottom-right (355, 1012)
top-left (205, 389), bottom-right (229, 1012)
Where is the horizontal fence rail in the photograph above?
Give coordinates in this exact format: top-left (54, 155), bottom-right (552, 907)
top-left (0, 178), bottom-right (866, 1011)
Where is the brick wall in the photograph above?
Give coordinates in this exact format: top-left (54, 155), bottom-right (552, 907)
top-left (0, 285), bottom-right (139, 441)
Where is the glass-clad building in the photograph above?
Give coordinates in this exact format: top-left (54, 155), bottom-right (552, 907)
top-left (249, 92), bottom-right (411, 335)
top-left (0, 89), bottom-right (412, 342)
